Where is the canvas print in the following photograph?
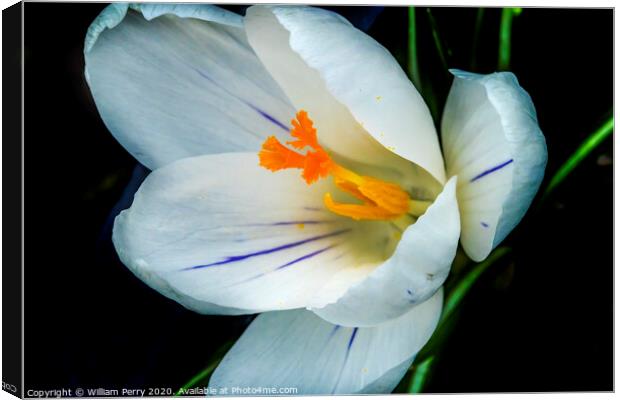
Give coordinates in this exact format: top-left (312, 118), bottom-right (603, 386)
top-left (5, 2), bottom-right (613, 397)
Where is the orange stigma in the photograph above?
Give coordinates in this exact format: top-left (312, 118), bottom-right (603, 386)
top-left (259, 110), bottom-right (411, 221)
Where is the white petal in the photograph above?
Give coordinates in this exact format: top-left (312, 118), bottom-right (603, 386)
top-left (210, 289), bottom-right (443, 395)
top-left (84, 3), bottom-right (243, 53)
top-left (112, 152), bottom-right (391, 315)
top-left (84, 4), bottom-right (295, 170)
top-left (244, 5), bottom-right (445, 184)
top-left (441, 70), bottom-right (547, 262)
top-left (311, 177), bottom-right (459, 327)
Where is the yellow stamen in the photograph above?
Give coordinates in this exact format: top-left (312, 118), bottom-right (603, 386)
top-left (258, 110), bottom-right (412, 221)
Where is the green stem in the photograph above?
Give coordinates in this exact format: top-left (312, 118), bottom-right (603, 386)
top-left (406, 247), bottom-right (511, 392)
top-left (175, 365), bottom-right (217, 396)
top-left (426, 8), bottom-right (449, 72)
top-left (470, 8), bottom-right (485, 70)
top-left (408, 356), bottom-right (435, 393)
top-left (498, 8), bottom-right (522, 70)
top-left (407, 7), bottom-right (422, 91)
top-left (441, 247), bottom-right (511, 324)
top-left (174, 341), bottom-right (234, 396)
top-left (543, 117), bottom-right (614, 199)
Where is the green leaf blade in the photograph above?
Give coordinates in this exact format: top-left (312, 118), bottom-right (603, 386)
top-left (426, 8), bottom-right (449, 72)
top-left (470, 8), bottom-right (485, 70)
top-left (408, 356), bottom-right (435, 393)
top-left (543, 117), bottom-right (613, 199)
top-left (174, 341), bottom-right (234, 396)
top-left (407, 7), bottom-right (422, 91)
top-left (441, 247), bottom-right (511, 324)
top-left (498, 8), bottom-right (522, 70)
top-left (405, 247), bottom-right (511, 392)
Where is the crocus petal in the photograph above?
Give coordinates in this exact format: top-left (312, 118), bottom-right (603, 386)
top-left (441, 70), bottom-right (547, 262)
top-left (112, 152), bottom-right (393, 315)
top-left (210, 289), bottom-right (442, 395)
top-left (244, 5), bottom-right (446, 184)
top-left (84, 3), bottom-right (295, 170)
top-left (311, 177), bottom-right (459, 327)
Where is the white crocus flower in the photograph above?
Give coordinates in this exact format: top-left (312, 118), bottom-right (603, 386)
top-left (84, 3), bottom-right (547, 394)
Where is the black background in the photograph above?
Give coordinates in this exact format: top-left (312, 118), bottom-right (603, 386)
top-left (23, 4), bottom-right (612, 393)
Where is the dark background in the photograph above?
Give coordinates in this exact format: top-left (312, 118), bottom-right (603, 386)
top-left (23, 4), bottom-right (612, 394)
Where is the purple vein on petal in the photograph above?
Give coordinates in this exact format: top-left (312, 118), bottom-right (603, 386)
top-left (193, 68), bottom-right (289, 133)
top-left (347, 327), bottom-right (359, 350)
top-left (323, 324), bottom-right (342, 347)
top-left (332, 327), bottom-right (360, 394)
top-left (470, 159), bottom-right (514, 182)
top-left (271, 220), bottom-right (335, 226)
top-left (243, 220), bottom-right (337, 227)
top-left (481, 222), bottom-right (489, 228)
top-left (182, 229), bottom-right (351, 271)
top-left (275, 244), bottom-right (338, 271)
top-left (245, 102), bottom-right (290, 133)
top-left (234, 244), bottom-right (340, 284)
top-left (329, 324), bottom-right (341, 339)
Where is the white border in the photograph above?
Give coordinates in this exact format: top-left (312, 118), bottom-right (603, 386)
top-left (0, 2), bottom-right (616, 400)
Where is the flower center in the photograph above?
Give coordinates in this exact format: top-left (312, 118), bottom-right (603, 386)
top-left (258, 110), bottom-right (423, 221)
